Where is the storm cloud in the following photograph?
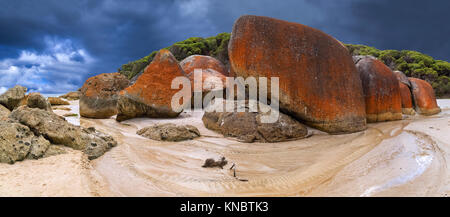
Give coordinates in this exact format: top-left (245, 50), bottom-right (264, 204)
top-left (0, 0), bottom-right (448, 93)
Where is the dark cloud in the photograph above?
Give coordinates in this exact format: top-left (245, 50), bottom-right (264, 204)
top-left (335, 0), bottom-right (450, 60)
top-left (202, 0), bottom-right (450, 60)
top-left (0, 0), bottom-right (448, 93)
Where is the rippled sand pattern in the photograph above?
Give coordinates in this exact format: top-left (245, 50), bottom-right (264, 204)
top-left (1, 100), bottom-right (449, 196)
top-left (82, 100), bottom-right (450, 197)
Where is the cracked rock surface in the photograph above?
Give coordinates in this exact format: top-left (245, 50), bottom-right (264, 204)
top-left (9, 106), bottom-right (117, 160)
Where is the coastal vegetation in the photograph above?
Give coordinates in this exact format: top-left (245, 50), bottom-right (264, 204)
top-left (119, 33), bottom-right (449, 97)
top-left (347, 44), bottom-right (450, 97)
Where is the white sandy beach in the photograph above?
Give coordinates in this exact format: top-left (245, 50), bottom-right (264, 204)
top-left (0, 99), bottom-right (449, 197)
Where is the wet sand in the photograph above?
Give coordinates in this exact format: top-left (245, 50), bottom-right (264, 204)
top-left (1, 100), bottom-right (449, 196)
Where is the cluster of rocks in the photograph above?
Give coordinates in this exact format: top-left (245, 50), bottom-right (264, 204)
top-left (353, 56), bottom-right (440, 119)
top-left (79, 52), bottom-right (231, 120)
top-left (0, 86), bottom-right (117, 164)
top-left (117, 50), bottom-right (188, 121)
top-left (354, 56), bottom-right (403, 122)
top-left (0, 120), bottom-right (55, 164)
top-left (0, 86), bottom-right (52, 113)
top-left (76, 15), bottom-right (441, 143)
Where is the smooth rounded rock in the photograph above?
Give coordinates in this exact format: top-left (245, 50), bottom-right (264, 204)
top-left (80, 73), bottom-right (130, 119)
top-left (180, 55), bottom-right (228, 107)
top-left (356, 57), bottom-right (402, 122)
top-left (202, 100), bottom-right (308, 143)
top-left (409, 78), bottom-right (441, 115)
top-left (137, 123), bottom-right (200, 142)
top-left (228, 15), bottom-right (366, 134)
top-left (48, 97), bottom-right (70, 106)
top-left (117, 49), bottom-right (188, 121)
top-left (398, 82), bottom-right (415, 115)
top-left (0, 85), bottom-right (27, 110)
top-left (20, 92), bottom-right (53, 112)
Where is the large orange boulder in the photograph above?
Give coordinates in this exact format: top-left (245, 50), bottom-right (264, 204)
top-left (180, 55), bottom-right (227, 108)
top-left (228, 15), bottom-right (366, 134)
top-left (408, 78), bottom-right (441, 115)
top-left (80, 73), bottom-right (130, 118)
top-left (180, 55), bottom-right (228, 77)
top-left (392, 71), bottom-right (415, 115)
top-left (393, 70), bottom-right (411, 87)
top-left (116, 49), bottom-right (188, 121)
top-left (398, 82), bottom-right (415, 115)
top-left (355, 56), bottom-right (402, 122)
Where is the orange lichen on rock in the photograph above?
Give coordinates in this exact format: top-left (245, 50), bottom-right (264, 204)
top-left (80, 73), bottom-right (130, 119)
top-left (392, 70), bottom-right (415, 115)
top-left (180, 55), bottom-right (227, 107)
top-left (409, 77), bottom-right (441, 115)
top-left (228, 15), bottom-right (366, 134)
top-left (116, 49), bottom-right (188, 121)
top-left (393, 70), bottom-right (411, 87)
top-left (355, 57), bottom-right (403, 122)
top-left (180, 55), bottom-right (227, 92)
top-left (398, 82), bottom-right (415, 115)
top-left (180, 55), bottom-right (228, 77)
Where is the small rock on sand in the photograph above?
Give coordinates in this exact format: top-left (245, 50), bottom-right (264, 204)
top-left (48, 97), bottom-right (70, 106)
top-left (137, 123), bottom-right (200, 142)
top-left (202, 100), bottom-right (308, 143)
top-left (60, 91), bottom-right (80, 101)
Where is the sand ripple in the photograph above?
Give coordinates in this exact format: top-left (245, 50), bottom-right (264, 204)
top-left (82, 100), bottom-right (450, 196)
top-left (1, 100), bottom-right (448, 196)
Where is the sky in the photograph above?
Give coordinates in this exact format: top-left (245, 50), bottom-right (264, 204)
top-left (0, 0), bottom-right (448, 94)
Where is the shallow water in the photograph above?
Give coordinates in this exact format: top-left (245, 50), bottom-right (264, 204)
top-left (52, 100), bottom-right (80, 125)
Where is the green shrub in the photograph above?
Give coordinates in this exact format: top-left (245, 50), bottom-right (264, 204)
top-left (118, 33), bottom-right (231, 79)
top-left (346, 44), bottom-right (449, 97)
top-left (345, 44), bottom-right (381, 57)
top-left (117, 35), bottom-right (449, 97)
